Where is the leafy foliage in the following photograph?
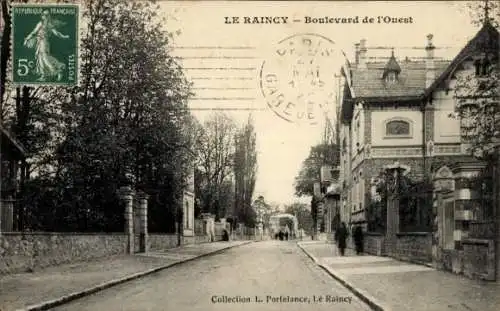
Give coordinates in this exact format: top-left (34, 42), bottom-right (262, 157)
top-left (233, 115), bottom-right (258, 226)
top-left (466, 0), bottom-right (500, 28)
top-left (195, 112), bottom-right (237, 220)
top-left (294, 143), bottom-right (340, 197)
top-left (452, 2), bottom-right (500, 158)
top-left (3, 0), bottom-right (193, 232)
top-left (366, 174), bottom-right (387, 233)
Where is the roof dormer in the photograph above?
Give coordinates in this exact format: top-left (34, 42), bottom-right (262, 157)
top-left (382, 49), bottom-right (401, 84)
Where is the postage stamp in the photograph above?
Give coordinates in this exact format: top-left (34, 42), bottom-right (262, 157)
top-left (259, 33), bottom-right (338, 125)
top-left (11, 3), bottom-right (80, 86)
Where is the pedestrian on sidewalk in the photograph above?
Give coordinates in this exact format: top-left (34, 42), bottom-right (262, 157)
top-left (334, 222), bottom-right (348, 256)
top-left (353, 225), bottom-right (364, 255)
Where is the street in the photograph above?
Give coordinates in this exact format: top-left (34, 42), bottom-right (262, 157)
top-left (50, 241), bottom-right (371, 311)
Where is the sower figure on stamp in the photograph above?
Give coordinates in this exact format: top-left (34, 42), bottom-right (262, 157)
top-left (334, 222), bottom-right (348, 256)
top-left (353, 225), bottom-right (364, 255)
top-left (23, 10), bottom-right (69, 81)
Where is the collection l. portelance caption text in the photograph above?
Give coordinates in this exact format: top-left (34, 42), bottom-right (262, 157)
top-left (211, 295), bottom-right (353, 304)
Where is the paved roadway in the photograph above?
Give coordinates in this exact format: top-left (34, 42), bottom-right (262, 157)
top-left (51, 241), bottom-right (371, 311)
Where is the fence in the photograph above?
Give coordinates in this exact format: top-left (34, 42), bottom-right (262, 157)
top-left (0, 187), bottom-right (256, 275)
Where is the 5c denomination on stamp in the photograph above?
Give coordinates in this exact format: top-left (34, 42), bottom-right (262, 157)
top-left (12, 3), bottom-right (80, 86)
top-left (260, 33), bottom-right (338, 125)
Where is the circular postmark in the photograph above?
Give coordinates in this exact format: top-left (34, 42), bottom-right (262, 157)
top-left (260, 33), bottom-right (338, 125)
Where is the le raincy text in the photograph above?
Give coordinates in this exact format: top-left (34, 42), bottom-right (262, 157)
top-left (224, 16), bottom-right (414, 24)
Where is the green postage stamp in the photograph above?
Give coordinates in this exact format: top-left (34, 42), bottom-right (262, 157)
top-left (11, 3), bottom-right (80, 86)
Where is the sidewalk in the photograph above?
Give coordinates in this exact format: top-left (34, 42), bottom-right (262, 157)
top-left (298, 241), bottom-right (500, 311)
top-left (0, 240), bottom-right (251, 311)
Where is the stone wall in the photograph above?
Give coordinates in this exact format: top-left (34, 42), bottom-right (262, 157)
top-left (148, 234), bottom-right (178, 251)
top-left (0, 232), bottom-right (127, 275)
top-left (194, 235), bottom-right (210, 244)
top-left (393, 233), bottom-right (432, 263)
top-left (462, 238), bottom-right (495, 281)
top-left (364, 233), bottom-right (386, 256)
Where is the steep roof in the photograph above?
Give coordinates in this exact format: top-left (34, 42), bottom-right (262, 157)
top-left (340, 22), bottom-right (499, 124)
top-left (349, 59), bottom-right (450, 99)
top-left (340, 58), bottom-right (450, 123)
top-left (424, 22), bottom-right (499, 96)
top-left (0, 124), bottom-right (27, 159)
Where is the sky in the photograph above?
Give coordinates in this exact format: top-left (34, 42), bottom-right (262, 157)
top-left (159, 0), bottom-right (482, 206)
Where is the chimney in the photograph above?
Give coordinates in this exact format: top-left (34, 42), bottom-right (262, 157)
top-left (425, 34), bottom-right (435, 88)
top-left (358, 39), bottom-right (367, 69)
top-left (354, 43), bottom-right (360, 66)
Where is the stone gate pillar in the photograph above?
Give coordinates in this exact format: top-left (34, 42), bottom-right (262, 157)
top-left (492, 144), bottom-right (500, 281)
top-left (384, 162), bottom-right (409, 257)
top-left (450, 161), bottom-right (486, 249)
top-left (432, 166), bottom-right (455, 269)
top-left (119, 186), bottom-right (135, 254)
top-left (137, 191), bottom-right (149, 253)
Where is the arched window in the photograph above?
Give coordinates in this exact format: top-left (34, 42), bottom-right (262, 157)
top-left (385, 119), bottom-right (412, 137)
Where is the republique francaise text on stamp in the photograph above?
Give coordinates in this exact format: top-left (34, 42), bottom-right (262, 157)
top-left (11, 3), bottom-right (80, 86)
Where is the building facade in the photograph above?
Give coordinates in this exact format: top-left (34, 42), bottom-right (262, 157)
top-left (338, 22), bottom-right (499, 280)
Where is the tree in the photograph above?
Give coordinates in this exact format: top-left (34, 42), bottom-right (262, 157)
top-left (466, 0), bottom-right (499, 29)
top-left (252, 195), bottom-right (271, 228)
top-left (196, 112), bottom-right (237, 220)
top-left (233, 115), bottom-right (258, 226)
top-left (3, 0), bottom-right (193, 232)
top-left (453, 1), bottom-right (499, 159)
top-left (294, 143), bottom-right (340, 197)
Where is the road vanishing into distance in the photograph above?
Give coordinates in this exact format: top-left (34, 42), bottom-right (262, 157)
top-left (51, 241), bottom-right (371, 311)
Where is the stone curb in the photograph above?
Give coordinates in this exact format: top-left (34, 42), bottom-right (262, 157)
top-left (17, 241), bottom-right (253, 311)
top-left (296, 242), bottom-right (389, 311)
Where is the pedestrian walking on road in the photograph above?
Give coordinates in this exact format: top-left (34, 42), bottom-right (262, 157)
top-left (353, 225), bottom-right (364, 255)
top-left (334, 222), bottom-right (348, 256)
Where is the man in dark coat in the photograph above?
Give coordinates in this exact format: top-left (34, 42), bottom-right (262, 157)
top-left (334, 222), bottom-right (348, 256)
top-left (353, 225), bottom-right (364, 255)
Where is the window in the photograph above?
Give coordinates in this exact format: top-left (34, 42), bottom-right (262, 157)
top-left (474, 57), bottom-right (491, 77)
top-left (385, 119), bottom-right (411, 137)
top-left (386, 72), bottom-right (397, 84)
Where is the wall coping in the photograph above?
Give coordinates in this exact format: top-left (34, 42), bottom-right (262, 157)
top-left (462, 238), bottom-right (494, 246)
top-left (0, 232), bottom-right (127, 236)
top-left (396, 232), bottom-right (432, 237)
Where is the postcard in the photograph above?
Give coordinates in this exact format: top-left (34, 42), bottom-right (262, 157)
top-left (0, 1), bottom-right (499, 311)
